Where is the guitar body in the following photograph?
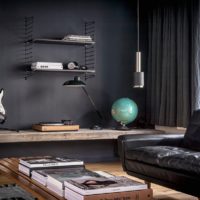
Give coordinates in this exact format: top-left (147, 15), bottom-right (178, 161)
top-left (0, 89), bottom-right (6, 124)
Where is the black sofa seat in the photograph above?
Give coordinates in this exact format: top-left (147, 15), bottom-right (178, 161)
top-left (126, 146), bottom-right (200, 175)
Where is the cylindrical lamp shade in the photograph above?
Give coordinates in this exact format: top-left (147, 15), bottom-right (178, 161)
top-left (133, 51), bottom-right (144, 88)
top-left (133, 72), bottom-right (144, 88)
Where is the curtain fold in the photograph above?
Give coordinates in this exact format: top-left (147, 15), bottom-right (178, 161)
top-left (146, 0), bottom-right (198, 127)
top-left (191, 0), bottom-right (200, 112)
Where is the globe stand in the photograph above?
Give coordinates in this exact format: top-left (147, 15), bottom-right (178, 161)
top-left (116, 122), bottom-right (131, 131)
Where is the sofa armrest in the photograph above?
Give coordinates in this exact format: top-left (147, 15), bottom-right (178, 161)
top-left (118, 133), bottom-right (184, 168)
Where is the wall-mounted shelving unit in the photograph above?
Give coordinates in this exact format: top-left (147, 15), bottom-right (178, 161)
top-left (24, 20), bottom-right (96, 80)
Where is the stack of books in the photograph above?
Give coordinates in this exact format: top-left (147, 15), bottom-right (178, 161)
top-left (44, 168), bottom-right (111, 196)
top-left (62, 35), bottom-right (93, 42)
top-left (18, 156), bottom-right (84, 176)
top-left (18, 156), bottom-right (152, 200)
top-left (64, 176), bottom-right (150, 200)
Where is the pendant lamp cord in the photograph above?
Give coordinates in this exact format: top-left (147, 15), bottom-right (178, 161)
top-left (137, 0), bottom-right (140, 52)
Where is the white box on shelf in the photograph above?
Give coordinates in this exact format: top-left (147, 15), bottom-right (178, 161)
top-left (31, 62), bottom-right (63, 70)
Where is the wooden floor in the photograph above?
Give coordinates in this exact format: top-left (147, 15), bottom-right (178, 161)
top-left (86, 162), bottom-right (198, 200)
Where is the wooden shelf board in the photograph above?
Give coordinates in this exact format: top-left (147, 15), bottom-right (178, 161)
top-left (0, 129), bottom-right (163, 143)
top-left (32, 69), bottom-right (95, 73)
top-left (34, 38), bottom-right (95, 45)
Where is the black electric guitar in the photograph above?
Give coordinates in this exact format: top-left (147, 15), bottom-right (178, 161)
top-left (0, 88), bottom-right (6, 124)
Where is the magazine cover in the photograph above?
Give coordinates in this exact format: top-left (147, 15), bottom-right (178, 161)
top-left (19, 156), bottom-right (84, 168)
top-left (32, 166), bottom-right (85, 186)
top-left (47, 168), bottom-right (102, 189)
top-left (64, 176), bottom-right (147, 195)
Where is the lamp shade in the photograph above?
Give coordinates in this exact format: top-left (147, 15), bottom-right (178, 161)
top-left (63, 76), bottom-right (86, 87)
top-left (133, 72), bottom-right (144, 88)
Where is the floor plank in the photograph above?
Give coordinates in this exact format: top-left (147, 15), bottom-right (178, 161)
top-left (86, 161), bottom-right (198, 200)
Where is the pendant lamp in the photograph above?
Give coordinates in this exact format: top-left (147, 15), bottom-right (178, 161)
top-left (133, 0), bottom-right (144, 88)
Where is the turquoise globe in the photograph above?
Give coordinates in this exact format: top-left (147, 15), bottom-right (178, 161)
top-left (111, 98), bottom-right (138, 126)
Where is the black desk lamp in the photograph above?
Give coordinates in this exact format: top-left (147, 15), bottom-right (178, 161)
top-left (63, 76), bottom-right (103, 129)
top-left (63, 76), bottom-right (86, 87)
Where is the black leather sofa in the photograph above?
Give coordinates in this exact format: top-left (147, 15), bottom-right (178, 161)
top-left (118, 110), bottom-right (200, 197)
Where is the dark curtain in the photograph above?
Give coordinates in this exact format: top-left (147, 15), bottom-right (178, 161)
top-left (191, 1), bottom-right (200, 112)
top-left (146, 0), bottom-right (199, 127)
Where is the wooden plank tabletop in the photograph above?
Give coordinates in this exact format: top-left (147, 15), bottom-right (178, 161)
top-left (0, 128), bottom-right (163, 143)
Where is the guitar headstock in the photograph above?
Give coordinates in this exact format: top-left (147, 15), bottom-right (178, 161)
top-left (0, 88), bottom-right (6, 123)
top-left (0, 88), bottom-right (4, 98)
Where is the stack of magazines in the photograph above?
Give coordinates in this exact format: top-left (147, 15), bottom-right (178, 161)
top-left (18, 156), bottom-right (152, 199)
top-left (62, 35), bottom-right (93, 42)
top-left (44, 168), bottom-right (112, 196)
top-left (18, 156), bottom-right (84, 176)
top-left (64, 176), bottom-right (150, 200)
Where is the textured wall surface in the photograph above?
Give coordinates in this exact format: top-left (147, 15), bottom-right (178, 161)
top-left (0, 0), bottom-right (146, 130)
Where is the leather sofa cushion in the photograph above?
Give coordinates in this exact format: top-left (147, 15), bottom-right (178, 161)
top-left (183, 109), bottom-right (200, 151)
top-left (126, 146), bottom-right (200, 175)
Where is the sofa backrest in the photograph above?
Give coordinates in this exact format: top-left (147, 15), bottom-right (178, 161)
top-left (183, 109), bottom-right (200, 150)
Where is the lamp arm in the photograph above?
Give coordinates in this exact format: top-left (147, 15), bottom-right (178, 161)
top-left (82, 87), bottom-right (103, 120)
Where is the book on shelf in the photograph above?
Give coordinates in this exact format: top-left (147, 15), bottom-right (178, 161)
top-left (64, 188), bottom-right (153, 200)
top-left (18, 156), bottom-right (84, 176)
top-left (46, 169), bottom-right (112, 197)
top-left (64, 176), bottom-right (148, 196)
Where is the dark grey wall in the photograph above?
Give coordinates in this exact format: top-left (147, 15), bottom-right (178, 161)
top-left (0, 140), bottom-right (118, 162)
top-left (0, 0), bottom-right (146, 130)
